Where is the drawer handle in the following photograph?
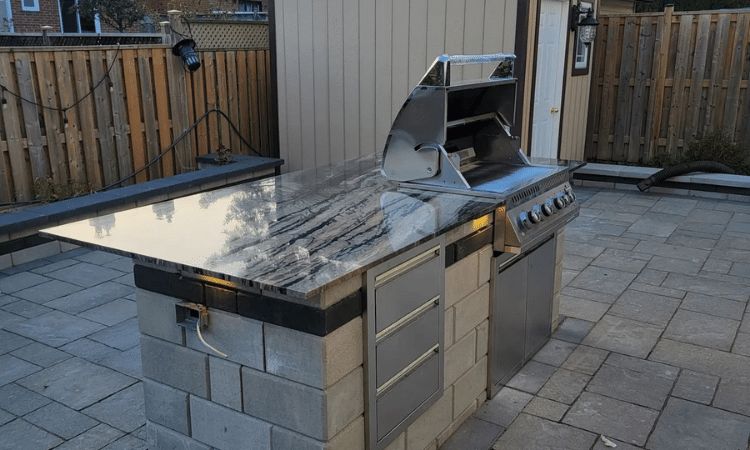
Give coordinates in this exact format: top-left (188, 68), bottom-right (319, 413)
top-left (376, 295), bottom-right (440, 343)
top-left (376, 344), bottom-right (440, 397)
top-left (374, 246), bottom-right (440, 288)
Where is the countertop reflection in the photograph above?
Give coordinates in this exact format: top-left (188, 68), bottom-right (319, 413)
top-left (42, 157), bottom-right (499, 300)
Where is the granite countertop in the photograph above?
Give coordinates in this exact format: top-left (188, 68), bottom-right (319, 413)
top-left (42, 156), bottom-right (505, 300)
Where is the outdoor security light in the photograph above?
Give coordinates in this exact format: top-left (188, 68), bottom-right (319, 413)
top-left (172, 39), bottom-right (201, 72)
top-left (571, 5), bottom-right (599, 44)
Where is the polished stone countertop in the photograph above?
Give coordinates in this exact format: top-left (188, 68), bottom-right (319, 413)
top-left (41, 157), bottom-right (506, 300)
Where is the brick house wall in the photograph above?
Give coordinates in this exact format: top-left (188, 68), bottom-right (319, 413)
top-left (10, 0), bottom-right (62, 32)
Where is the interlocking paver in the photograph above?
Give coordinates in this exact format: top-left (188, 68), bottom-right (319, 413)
top-left (583, 315), bottom-right (662, 358)
top-left (608, 289), bottom-right (680, 327)
top-left (646, 398), bottom-right (750, 450)
top-left (569, 266), bottom-right (637, 296)
top-left (0, 409), bottom-right (12, 426)
top-left (537, 368), bottom-right (590, 405)
top-left (87, 317), bottom-right (139, 351)
top-left (10, 342), bottom-right (71, 367)
top-left (101, 433), bottom-right (147, 449)
top-left (5, 310), bottom-right (104, 347)
top-left (0, 330), bottom-right (31, 355)
top-left (60, 338), bottom-right (118, 362)
top-left (46, 262), bottom-right (124, 288)
top-left (0, 354), bottom-right (40, 385)
top-left (18, 358), bottom-right (135, 410)
top-left (522, 396), bottom-right (569, 422)
top-left (561, 345), bottom-right (608, 375)
top-left (83, 383), bottom-right (145, 433)
top-left (672, 370), bottom-right (719, 405)
top-left (0, 419), bottom-right (62, 450)
top-left (24, 401), bottom-right (98, 439)
top-left (1, 299), bottom-right (52, 318)
top-left (44, 282), bottom-right (133, 314)
top-left (713, 377), bottom-right (750, 417)
top-left (505, 361), bottom-right (556, 394)
top-left (663, 310), bottom-right (739, 351)
top-left (586, 361), bottom-right (675, 410)
top-left (680, 292), bottom-right (745, 320)
top-left (97, 346), bottom-right (142, 378)
top-left (650, 339), bottom-right (750, 379)
top-left (0, 272), bottom-right (50, 294)
top-left (559, 296), bottom-right (610, 322)
top-left (494, 414), bottom-right (596, 449)
top-left (564, 392), bottom-right (659, 446)
top-left (440, 417), bottom-right (504, 450)
top-left (0, 310), bottom-right (25, 329)
top-left (647, 255), bottom-right (703, 275)
top-left (54, 423), bottom-right (124, 450)
top-left (532, 339), bottom-right (578, 367)
top-left (13, 280), bottom-right (83, 304)
top-left (733, 332), bottom-right (750, 357)
top-left (475, 387), bottom-right (533, 427)
top-left (662, 272), bottom-right (749, 302)
top-left (78, 298), bottom-right (137, 326)
top-left (552, 317), bottom-right (594, 344)
top-left (0, 383), bottom-right (51, 415)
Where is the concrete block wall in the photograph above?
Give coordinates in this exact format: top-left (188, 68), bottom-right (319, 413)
top-left (136, 288), bottom-right (365, 450)
top-left (385, 244), bottom-right (493, 450)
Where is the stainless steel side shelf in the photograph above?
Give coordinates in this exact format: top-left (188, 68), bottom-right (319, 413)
top-left (365, 238), bottom-right (446, 450)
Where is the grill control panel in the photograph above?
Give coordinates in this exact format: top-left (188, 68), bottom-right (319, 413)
top-left (502, 183), bottom-right (579, 252)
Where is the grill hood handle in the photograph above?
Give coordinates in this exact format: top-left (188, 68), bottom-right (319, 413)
top-left (419, 53), bottom-right (516, 86)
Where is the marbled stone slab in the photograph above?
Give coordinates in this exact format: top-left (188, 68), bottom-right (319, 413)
top-left (41, 157), bottom-right (510, 301)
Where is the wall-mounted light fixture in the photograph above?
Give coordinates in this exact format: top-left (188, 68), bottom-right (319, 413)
top-left (571, 4), bottom-right (599, 44)
top-left (172, 39), bottom-right (201, 72)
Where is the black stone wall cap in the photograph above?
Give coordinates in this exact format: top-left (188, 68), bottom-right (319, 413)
top-left (445, 226), bottom-right (493, 268)
top-left (135, 263), bottom-right (364, 336)
top-left (0, 234), bottom-right (55, 256)
top-left (573, 172), bottom-right (750, 196)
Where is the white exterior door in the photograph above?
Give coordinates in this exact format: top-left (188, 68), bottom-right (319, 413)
top-left (531, 0), bottom-right (569, 159)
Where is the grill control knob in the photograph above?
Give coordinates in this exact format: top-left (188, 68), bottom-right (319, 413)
top-left (542, 201), bottom-right (554, 216)
top-left (518, 211), bottom-right (531, 230)
top-left (529, 209), bottom-right (542, 224)
top-left (554, 195), bottom-right (565, 209)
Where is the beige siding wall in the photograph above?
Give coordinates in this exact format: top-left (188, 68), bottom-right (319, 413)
top-left (559, 31), bottom-right (594, 161)
top-left (275, 0), bottom-right (518, 172)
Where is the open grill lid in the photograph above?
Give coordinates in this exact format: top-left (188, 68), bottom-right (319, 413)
top-left (382, 53), bottom-right (534, 195)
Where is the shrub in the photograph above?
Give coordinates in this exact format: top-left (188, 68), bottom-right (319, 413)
top-left (651, 131), bottom-right (750, 175)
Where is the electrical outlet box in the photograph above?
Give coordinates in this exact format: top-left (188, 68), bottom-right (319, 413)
top-left (175, 302), bottom-right (209, 329)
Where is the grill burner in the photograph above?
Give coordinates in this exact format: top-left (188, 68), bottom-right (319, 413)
top-left (381, 53), bottom-right (580, 253)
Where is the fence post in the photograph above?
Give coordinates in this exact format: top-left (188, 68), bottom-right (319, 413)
top-left (166, 10), bottom-right (195, 172)
top-left (159, 21), bottom-right (171, 45)
top-left (645, 5), bottom-right (673, 162)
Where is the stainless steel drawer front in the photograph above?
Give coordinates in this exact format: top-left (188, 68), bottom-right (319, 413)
top-left (375, 303), bottom-right (440, 387)
top-left (374, 247), bottom-right (441, 333)
top-left (375, 351), bottom-right (440, 440)
top-left (366, 238), bottom-right (445, 450)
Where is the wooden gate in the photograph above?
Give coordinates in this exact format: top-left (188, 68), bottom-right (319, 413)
top-left (585, 7), bottom-right (750, 163)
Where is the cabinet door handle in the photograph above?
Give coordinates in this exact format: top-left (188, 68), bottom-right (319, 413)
top-left (376, 344), bottom-right (440, 397)
top-left (374, 246), bottom-right (440, 288)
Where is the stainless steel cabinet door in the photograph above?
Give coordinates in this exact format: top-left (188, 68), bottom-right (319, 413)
top-left (490, 257), bottom-right (528, 388)
top-left (525, 237), bottom-right (555, 359)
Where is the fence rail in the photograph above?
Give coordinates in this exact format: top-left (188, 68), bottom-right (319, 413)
top-left (0, 46), bottom-right (274, 203)
top-left (585, 7), bottom-right (750, 163)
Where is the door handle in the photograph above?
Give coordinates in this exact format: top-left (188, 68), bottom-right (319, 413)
top-left (550, 107), bottom-right (560, 113)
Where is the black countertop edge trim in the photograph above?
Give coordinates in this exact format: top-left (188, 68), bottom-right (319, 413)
top-left (135, 263), bottom-right (364, 336)
top-left (0, 234), bottom-right (55, 256)
top-left (445, 226), bottom-right (494, 268)
top-left (573, 172), bottom-right (750, 196)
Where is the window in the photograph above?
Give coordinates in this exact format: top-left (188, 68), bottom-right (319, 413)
top-left (238, 1), bottom-right (262, 12)
top-left (60, 0), bottom-right (100, 33)
top-left (21, 0), bottom-right (39, 12)
top-left (572, 2), bottom-right (593, 76)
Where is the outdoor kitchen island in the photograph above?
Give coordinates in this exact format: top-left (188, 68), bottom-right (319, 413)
top-left (40, 154), bottom-right (577, 450)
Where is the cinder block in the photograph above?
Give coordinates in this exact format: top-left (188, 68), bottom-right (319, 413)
top-left (405, 391), bottom-right (452, 450)
top-left (141, 335), bottom-right (209, 397)
top-left (143, 379), bottom-right (191, 435)
top-left (444, 330), bottom-right (476, 386)
top-left (11, 241), bottom-right (61, 266)
top-left (452, 357), bottom-right (488, 418)
top-left (478, 245), bottom-right (492, 285)
top-left (383, 432), bottom-right (405, 450)
top-left (135, 289), bottom-right (185, 345)
top-left (242, 366), bottom-right (363, 441)
top-left (445, 252), bottom-right (479, 307)
top-left (454, 283), bottom-right (490, 339)
top-left (190, 396), bottom-right (271, 450)
top-left (185, 308), bottom-right (263, 370)
top-left (209, 357), bottom-right (242, 411)
top-left (444, 307), bottom-right (455, 347)
top-left (271, 416), bottom-right (365, 450)
top-left (265, 317), bottom-right (362, 389)
top-left (146, 421), bottom-right (209, 450)
top-left (476, 319), bottom-right (489, 361)
top-left (0, 253), bottom-right (12, 270)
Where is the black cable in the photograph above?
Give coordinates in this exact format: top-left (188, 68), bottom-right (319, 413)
top-left (0, 44), bottom-right (122, 113)
top-left (99, 108), bottom-right (263, 191)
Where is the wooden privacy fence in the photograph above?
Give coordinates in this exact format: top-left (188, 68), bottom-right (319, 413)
top-left (585, 7), bottom-right (750, 163)
top-left (0, 45), bottom-right (273, 203)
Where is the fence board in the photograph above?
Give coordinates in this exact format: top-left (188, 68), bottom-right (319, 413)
top-left (0, 46), bottom-right (274, 202)
top-left (587, 8), bottom-right (750, 163)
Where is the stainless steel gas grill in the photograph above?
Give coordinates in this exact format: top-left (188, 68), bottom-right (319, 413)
top-left (381, 53), bottom-right (581, 400)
